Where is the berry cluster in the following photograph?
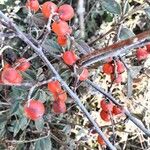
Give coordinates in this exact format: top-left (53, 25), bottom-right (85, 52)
top-left (0, 58), bottom-right (30, 85)
top-left (102, 59), bottom-right (125, 84)
top-left (100, 99), bottom-right (122, 122)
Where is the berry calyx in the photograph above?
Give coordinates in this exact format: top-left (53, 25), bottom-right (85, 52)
top-left (112, 105), bottom-right (123, 115)
top-left (52, 20), bottom-right (72, 36)
top-left (58, 4), bottom-right (74, 21)
top-left (1, 68), bottom-right (23, 84)
top-left (48, 80), bottom-right (62, 93)
top-left (53, 89), bottom-right (67, 102)
top-left (100, 99), bottom-right (113, 112)
top-left (97, 135), bottom-right (106, 145)
top-left (136, 47), bottom-right (148, 61)
top-left (111, 74), bottom-right (122, 84)
top-left (41, 1), bottom-right (58, 18)
top-left (100, 110), bottom-right (111, 122)
top-left (102, 62), bottom-right (114, 74)
top-left (57, 35), bottom-right (67, 46)
top-left (116, 60), bottom-right (125, 74)
top-left (26, 0), bottom-right (39, 12)
top-left (52, 100), bottom-right (66, 114)
top-left (24, 99), bottom-right (45, 121)
top-left (62, 51), bottom-right (78, 66)
top-left (79, 68), bottom-right (89, 81)
top-left (16, 58), bottom-right (30, 72)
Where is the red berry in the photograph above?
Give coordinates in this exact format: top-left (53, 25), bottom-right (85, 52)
top-left (52, 100), bottom-right (66, 114)
top-left (97, 135), bottom-right (106, 145)
top-left (79, 68), bottom-right (89, 81)
top-left (58, 4), bottom-right (74, 21)
top-left (100, 99), bottom-right (113, 112)
top-left (41, 1), bottom-right (58, 18)
top-left (146, 44), bottom-right (150, 53)
top-left (100, 110), bottom-right (111, 122)
top-left (52, 20), bottom-right (72, 36)
top-left (102, 63), bottom-right (114, 74)
top-left (1, 68), bottom-right (23, 84)
top-left (26, 0), bottom-right (39, 12)
top-left (112, 105), bottom-right (122, 115)
top-left (110, 74), bottom-right (122, 84)
top-left (24, 99), bottom-right (45, 121)
top-left (62, 51), bottom-right (78, 66)
top-left (136, 47), bottom-right (148, 61)
top-left (48, 80), bottom-right (62, 93)
top-left (116, 60), bottom-right (125, 73)
top-left (16, 58), bottom-right (30, 72)
top-left (53, 89), bottom-right (67, 102)
top-left (57, 36), bottom-right (67, 46)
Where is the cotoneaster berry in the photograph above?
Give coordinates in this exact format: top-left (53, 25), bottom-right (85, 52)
top-left (136, 47), bottom-right (148, 61)
top-left (100, 110), bottom-right (111, 122)
top-left (102, 62), bottom-right (114, 74)
top-left (111, 74), bottom-right (122, 84)
top-left (48, 80), bottom-right (62, 93)
top-left (41, 1), bottom-right (58, 18)
top-left (79, 68), bottom-right (89, 81)
top-left (62, 51), bottom-right (78, 66)
top-left (1, 68), bottom-right (23, 84)
top-left (146, 44), bottom-right (150, 53)
top-left (24, 99), bottom-right (45, 121)
top-left (52, 100), bottom-right (66, 114)
top-left (112, 105), bottom-right (122, 115)
top-left (26, 0), bottom-right (39, 12)
top-left (16, 58), bottom-right (30, 72)
top-left (100, 99), bottom-right (113, 112)
top-left (116, 60), bottom-right (125, 74)
top-left (97, 135), bottom-right (106, 145)
top-left (52, 20), bottom-right (72, 36)
top-left (57, 36), bottom-right (67, 46)
top-left (53, 89), bottom-right (67, 102)
top-left (58, 4), bottom-right (74, 21)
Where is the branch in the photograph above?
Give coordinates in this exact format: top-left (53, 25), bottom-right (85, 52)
top-left (0, 11), bottom-right (116, 150)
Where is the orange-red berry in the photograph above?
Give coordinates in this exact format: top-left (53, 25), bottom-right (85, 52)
top-left (52, 100), bottom-right (66, 114)
top-left (48, 80), bottom-right (62, 93)
top-left (100, 99), bottom-right (113, 112)
top-left (53, 89), bottom-right (67, 102)
top-left (102, 63), bottom-right (114, 74)
top-left (79, 68), bottom-right (89, 81)
top-left (16, 58), bottom-right (30, 72)
top-left (100, 110), bottom-right (111, 122)
top-left (112, 105), bottom-right (122, 115)
top-left (146, 44), bottom-right (150, 53)
top-left (1, 68), bottom-right (23, 84)
top-left (26, 0), bottom-right (39, 12)
top-left (24, 99), bottom-right (45, 121)
top-left (52, 20), bottom-right (72, 36)
top-left (57, 36), bottom-right (67, 46)
top-left (97, 135), bottom-right (106, 145)
top-left (62, 51), bottom-right (78, 66)
top-left (136, 47), bottom-right (148, 61)
top-left (116, 60), bottom-right (125, 74)
top-left (58, 4), bottom-right (74, 21)
top-left (111, 74), bottom-right (122, 83)
top-left (41, 1), bottom-right (58, 18)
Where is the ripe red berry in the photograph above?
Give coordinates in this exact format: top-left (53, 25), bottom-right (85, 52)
top-left (16, 58), bottom-right (30, 72)
top-left (136, 47), bottom-right (148, 61)
top-left (116, 60), bottom-right (125, 73)
top-left (110, 74), bottom-right (122, 84)
top-left (112, 105), bottom-right (122, 115)
top-left (146, 44), bottom-right (150, 53)
top-left (48, 80), bottom-right (62, 93)
top-left (102, 63), bottom-right (114, 74)
top-left (62, 51), bottom-right (78, 66)
top-left (53, 89), bottom-right (67, 102)
top-left (57, 36), bottom-right (67, 46)
top-left (24, 99), bottom-right (45, 121)
top-left (26, 0), bottom-right (39, 12)
top-left (58, 4), bottom-right (74, 21)
top-left (79, 68), bottom-right (89, 81)
top-left (97, 135), bottom-right (106, 145)
top-left (1, 68), bottom-right (23, 84)
top-left (52, 100), bottom-right (66, 114)
top-left (0, 73), bottom-right (3, 84)
top-left (41, 1), bottom-right (58, 18)
top-left (100, 99), bottom-right (113, 112)
top-left (52, 20), bottom-right (72, 36)
top-left (100, 110), bottom-right (111, 122)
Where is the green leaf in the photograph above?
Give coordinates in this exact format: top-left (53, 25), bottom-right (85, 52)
top-left (10, 101), bottom-right (20, 115)
top-left (33, 89), bottom-right (47, 103)
top-left (101, 0), bottom-right (121, 14)
top-left (144, 7), bottom-right (150, 19)
top-left (35, 118), bottom-right (44, 131)
top-left (119, 27), bottom-right (135, 40)
top-left (35, 137), bottom-right (52, 150)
